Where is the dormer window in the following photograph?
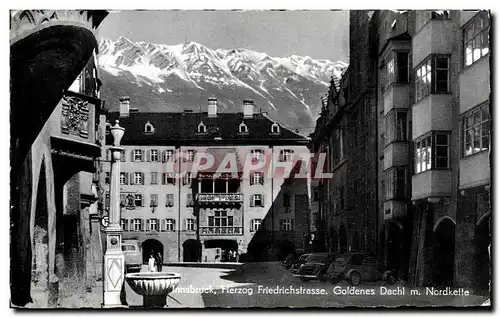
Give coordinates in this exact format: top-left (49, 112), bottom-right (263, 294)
top-left (271, 123), bottom-right (280, 134)
top-left (198, 121), bottom-right (206, 134)
top-left (239, 122), bottom-right (248, 134)
top-left (144, 121), bottom-right (155, 134)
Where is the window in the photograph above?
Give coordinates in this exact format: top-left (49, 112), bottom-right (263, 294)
top-left (464, 12), bottom-right (490, 66)
top-left (134, 149), bottom-right (143, 162)
top-left (198, 121), bottom-right (206, 133)
top-left (163, 150), bottom-right (174, 162)
top-left (251, 149), bottom-right (264, 163)
top-left (271, 123), bottom-right (280, 134)
top-left (283, 193), bottom-right (291, 208)
top-left (134, 194), bottom-right (143, 207)
top-left (145, 122), bottom-right (154, 134)
top-left (165, 194), bottom-right (174, 207)
top-left (250, 172), bottom-right (264, 185)
top-left (208, 211), bottom-right (233, 227)
top-left (150, 194), bottom-right (158, 207)
top-left (120, 172), bottom-right (128, 185)
top-left (105, 172), bottom-right (110, 184)
top-left (280, 219), bottom-right (293, 231)
top-left (463, 104), bottom-right (490, 156)
top-left (313, 187), bottom-right (319, 201)
top-left (183, 172), bottom-right (192, 186)
top-left (251, 194), bottom-right (264, 207)
top-left (134, 172), bottom-right (143, 185)
top-left (150, 149), bottom-right (159, 162)
top-left (121, 219), bottom-right (129, 231)
top-left (186, 150), bottom-right (195, 162)
top-left (165, 219), bottom-right (175, 231)
top-left (163, 173), bottom-right (176, 185)
top-left (149, 218), bottom-right (159, 231)
top-left (385, 167), bottom-right (407, 200)
top-left (386, 51), bottom-right (409, 86)
top-left (385, 110), bottom-right (408, 144)
top-left (186, 193), bottom-right (194, 207)
top-left (133, 219), bottom-right (142, 231)
top-left (250, 219), bottom-right (262, 232)
top-left (415, 55), bottom-right (450, 102)
top-left (332, 128), bottom-right (344, 166)
top-left (239, 122), bottom-right (248, 134)
top-left (414, 132), bottom-right (451, 173)
top-left (150, 172), bottom-right (158, 185)
top-left (186, 219), bottom-right (195, 231)
top-left (279, 149), bottom-right (293, 162)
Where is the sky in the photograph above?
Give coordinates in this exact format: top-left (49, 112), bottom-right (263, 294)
top-left (98, 10), bottom-right (349, 63)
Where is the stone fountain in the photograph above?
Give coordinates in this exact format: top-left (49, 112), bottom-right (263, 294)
top-left (125, 272), bottom-right (181, 308)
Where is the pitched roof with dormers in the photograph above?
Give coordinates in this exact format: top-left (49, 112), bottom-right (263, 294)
top-left (105, 111), bottom-right (310, 146)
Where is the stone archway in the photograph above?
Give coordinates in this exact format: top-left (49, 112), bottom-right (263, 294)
top-left (277, 240), bottom-right (296, 261)
top-left (474, 214), bottom-right (491, 296)
top-left (329, 227), bottom-right (338, 253)
top-left (339, 225), bottom-right (347, 253)
top-left (141, 239), bottom-right (164, 264)
top-left (183, 239), bottom-right (201, 262)
top-left (433, 217), bottom-right (455, 287)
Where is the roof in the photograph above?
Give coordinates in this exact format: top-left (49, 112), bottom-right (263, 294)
top-left (105, 111), bottom-right (310, 146)
top-left (379, 31), bottom-right (412, 56)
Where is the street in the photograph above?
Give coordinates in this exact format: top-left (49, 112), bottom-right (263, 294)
top-left (115, 262), bottom-right (488, 308)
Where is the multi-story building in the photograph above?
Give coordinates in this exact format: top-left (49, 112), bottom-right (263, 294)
top-left (103, 98), bottom-right (311, 263)
top-left (310, 10), bottom-right (380, 257)
top-left (313, 10), bottom-right (490, 294)
top-left (10, 10), bottom-right (108, 307)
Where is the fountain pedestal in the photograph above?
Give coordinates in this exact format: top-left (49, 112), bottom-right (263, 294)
top-left (124, 272), bottom-right (181, 308)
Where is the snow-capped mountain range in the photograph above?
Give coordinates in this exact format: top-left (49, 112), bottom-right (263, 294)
top-left (98, 36), bottom-right (348, 133)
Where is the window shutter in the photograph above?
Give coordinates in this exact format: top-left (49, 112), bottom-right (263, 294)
top-left (146, 219), bottom-right (151, 231)
top-left (250, 174), bottom-right (254, 185)
top-left (161, 150), bottom-right (166, 163)
top-left (141, 150), bottom-right (146, 162)
top-left (279, 219), bottom-right (284, 231)
top-left (130, 173), bottom-right (135, 185)
top-left (173, 176), bottom-right (176, 185)
top-left (140, 219), bottom-right (145, 231)
top-left (260, 176), bottom-right (264, 185)
top-left (291, 219), bottom-right (294, 231)
top-left (131, 150), bottom-right (135, 162)
top-left (250, 219), bottom-right (254, 232)
top-left (183, 219), bottom-right (187, 231)
top-left (146, 150), bottom-right (151, 162)
top-left (162, 173), bottom-right (165, 185)
top-left (141, 194), bottom-right (145, 207)
top-left (141, 172), bottom-right (145, 185)
top-left (160, 219), bottom-right (165, 232)
top-left (250, 195), bottom-right (255, 207)
top-left (261, 194), bottom-right (265, 207)
top-left (124, 219), bottom-right (129, 231)
top-left (124, 172), bottom-right (129, 185)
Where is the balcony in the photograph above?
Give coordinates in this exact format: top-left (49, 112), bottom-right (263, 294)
top-left (196, 193), bottom-right (243, 205)
top-left (199, 227), bottom-right (243, 236)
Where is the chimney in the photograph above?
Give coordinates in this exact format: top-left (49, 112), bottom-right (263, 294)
top-left (119, 96), bottom-right (130, 117)
top-left (208, 97), bottom-right (217, 118)
top-left (243, 99), bottom-right (254, 118)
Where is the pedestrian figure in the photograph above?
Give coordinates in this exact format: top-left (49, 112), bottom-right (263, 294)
top-left (155, 252), bottom-right (163, 272)
top-left (148, 253), bottom-right (156, 272)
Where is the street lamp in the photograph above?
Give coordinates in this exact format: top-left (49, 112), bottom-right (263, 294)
top-left (103, 120), bottom-right (126, 307)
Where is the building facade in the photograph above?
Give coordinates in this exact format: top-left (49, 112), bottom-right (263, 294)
top-left (312, 10), bottom-right (490, 294)
top-left (102, 98), bottom-right (311, 263)
top-left (10, 10), bottom-right (108, 307)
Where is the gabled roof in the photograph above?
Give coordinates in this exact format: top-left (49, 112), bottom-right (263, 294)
top-left (105, 111), bottom-right (310, 146)
top-left (379, 31), bottom-right (412, 56)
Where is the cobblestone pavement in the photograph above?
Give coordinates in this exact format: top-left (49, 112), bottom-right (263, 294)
top-left (42, 262), bottom-right (490, 309)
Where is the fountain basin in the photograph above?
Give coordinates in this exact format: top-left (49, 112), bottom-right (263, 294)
top-left (125, 272), bottom-right (181, 308)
